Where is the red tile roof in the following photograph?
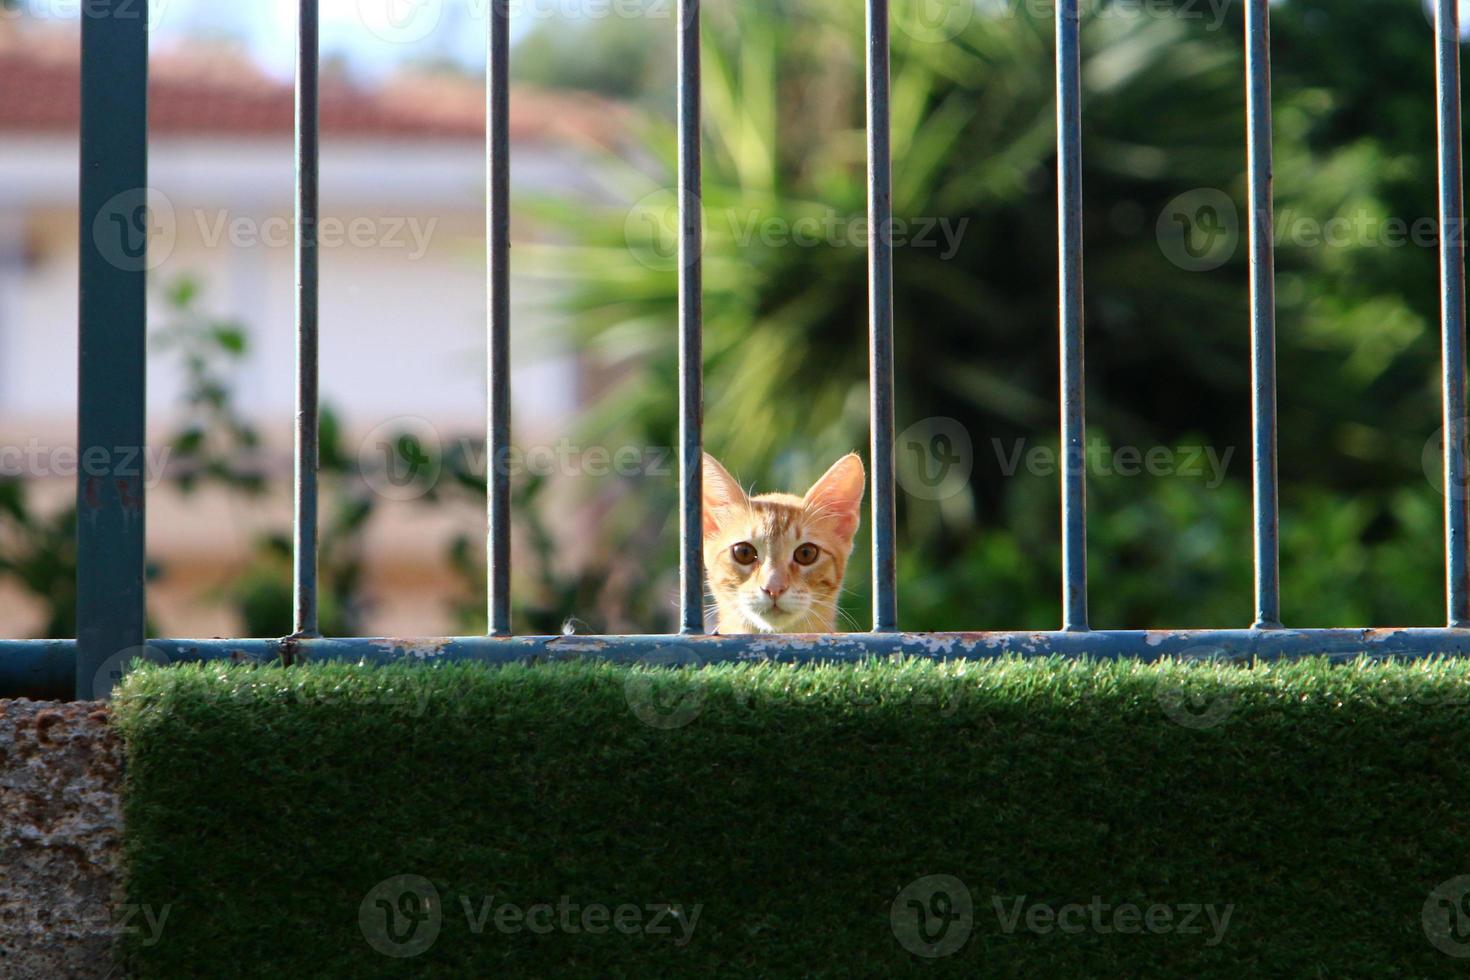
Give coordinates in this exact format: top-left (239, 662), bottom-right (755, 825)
top-left (0, 31), bottom-right (631, 146)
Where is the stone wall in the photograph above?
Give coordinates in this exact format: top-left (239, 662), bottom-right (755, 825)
top-left (0, 699), bottom-right (124, 979)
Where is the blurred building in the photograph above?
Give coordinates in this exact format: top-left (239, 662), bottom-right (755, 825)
top-left (0, 24), bottom-right (629, 637)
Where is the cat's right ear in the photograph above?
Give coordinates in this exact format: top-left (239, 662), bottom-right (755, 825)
top-left (702, 453), bottom-right (748, 537)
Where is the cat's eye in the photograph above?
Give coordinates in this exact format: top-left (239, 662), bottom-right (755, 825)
top-left (731, 542), bottom-right (758, 565)
top-left (793, 543), bottom-right (820, 566)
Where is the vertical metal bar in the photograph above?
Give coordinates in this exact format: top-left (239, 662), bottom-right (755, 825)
top-left (76, 0), bottom-right (148, 698)
top-left (677, 0), bottom-right (705, 634)
top-left (487, 0), bottom-right (513, 635)
top-left (1056, 0), bottom-right (1088, 631)
top-left (866, 0), bottom-right (898, 632)
top-left (1437, 0), bottom-right (1470, 627)
top-left (293, 0), bottom-right (321, 637)
top-left (1246, 0), bottom-right (1281, 629)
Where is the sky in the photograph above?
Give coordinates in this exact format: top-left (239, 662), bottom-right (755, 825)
top-left (11, 0), bottom-right (552, 77)
top-left (150, 0), bottom-right (508, 77)
top-left (20, 0), bottom-right (1470, 79)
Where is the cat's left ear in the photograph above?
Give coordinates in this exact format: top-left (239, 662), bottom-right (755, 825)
top-left (804, 453), bottom-right (865, 541)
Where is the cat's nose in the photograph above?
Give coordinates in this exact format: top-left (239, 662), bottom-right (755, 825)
top-left (761, 582), bottom-right (787, 600)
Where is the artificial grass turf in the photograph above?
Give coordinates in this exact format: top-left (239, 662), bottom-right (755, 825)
top-left (112, 657), bottom-right (1470, 978)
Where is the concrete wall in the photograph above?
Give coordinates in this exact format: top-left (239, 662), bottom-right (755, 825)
top-left (0, 699), bottom-right (124, 979)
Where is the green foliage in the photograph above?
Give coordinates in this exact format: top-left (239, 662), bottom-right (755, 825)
top-left (513, 8), bottom-right (673, 99)
top-left (154, 278), bottom-right (377, 637)
top-left (115, 657), bottom-right (1470, 976)
top-left (0, 481), bottom-right (77, 638)
top-left (520, 0), bottom-right (1457, 632)
top-left (153, 277), bottom-right (263, 497)
top-left (227, 407), bottom-right (376, 638)
top-left (0, 277), bottom-right (378, 638)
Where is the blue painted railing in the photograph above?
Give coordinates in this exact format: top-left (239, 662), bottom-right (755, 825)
top-left (4, 1), bottom-right (1469, 701)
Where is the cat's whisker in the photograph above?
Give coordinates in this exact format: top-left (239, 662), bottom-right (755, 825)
top-left (823, 600), bottom-right (864, 633)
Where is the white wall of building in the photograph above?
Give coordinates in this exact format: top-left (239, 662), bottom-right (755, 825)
top-left (0, 134), bottom-right (583, 443)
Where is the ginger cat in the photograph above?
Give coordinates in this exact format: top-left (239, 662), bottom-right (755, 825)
top-left (702, 452), bottom-right (865, 634)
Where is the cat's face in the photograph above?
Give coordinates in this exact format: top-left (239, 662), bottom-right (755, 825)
top-left (702, 453), bottom-right (865, 633)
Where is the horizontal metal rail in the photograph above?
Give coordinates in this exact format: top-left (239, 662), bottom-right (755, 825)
top-left (8, 630), bottom-right (1470, 702)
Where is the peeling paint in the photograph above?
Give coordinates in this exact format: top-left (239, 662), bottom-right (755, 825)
top-left (368, 638), bottom-right (451, 661)
top-left (543, 638), bottom-right (609, 654)
top-left (748, 635), bottom-right (824, 656)
top-left (113, 478), bottom-right (141, 514)
top-left (910, 634), bottom-right (959, 656)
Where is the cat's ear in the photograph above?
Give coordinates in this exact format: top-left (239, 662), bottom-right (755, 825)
top-left (804, 453), bottom-right (865, 541)
top-left (702, 453), bottom-right (748, 537)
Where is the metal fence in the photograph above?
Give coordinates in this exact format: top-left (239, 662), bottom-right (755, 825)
top-left (3, 0), bottom-right (1470, 702)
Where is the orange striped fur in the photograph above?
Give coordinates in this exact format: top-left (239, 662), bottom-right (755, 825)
top-left (702, 453), bottom-right (865, 633)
